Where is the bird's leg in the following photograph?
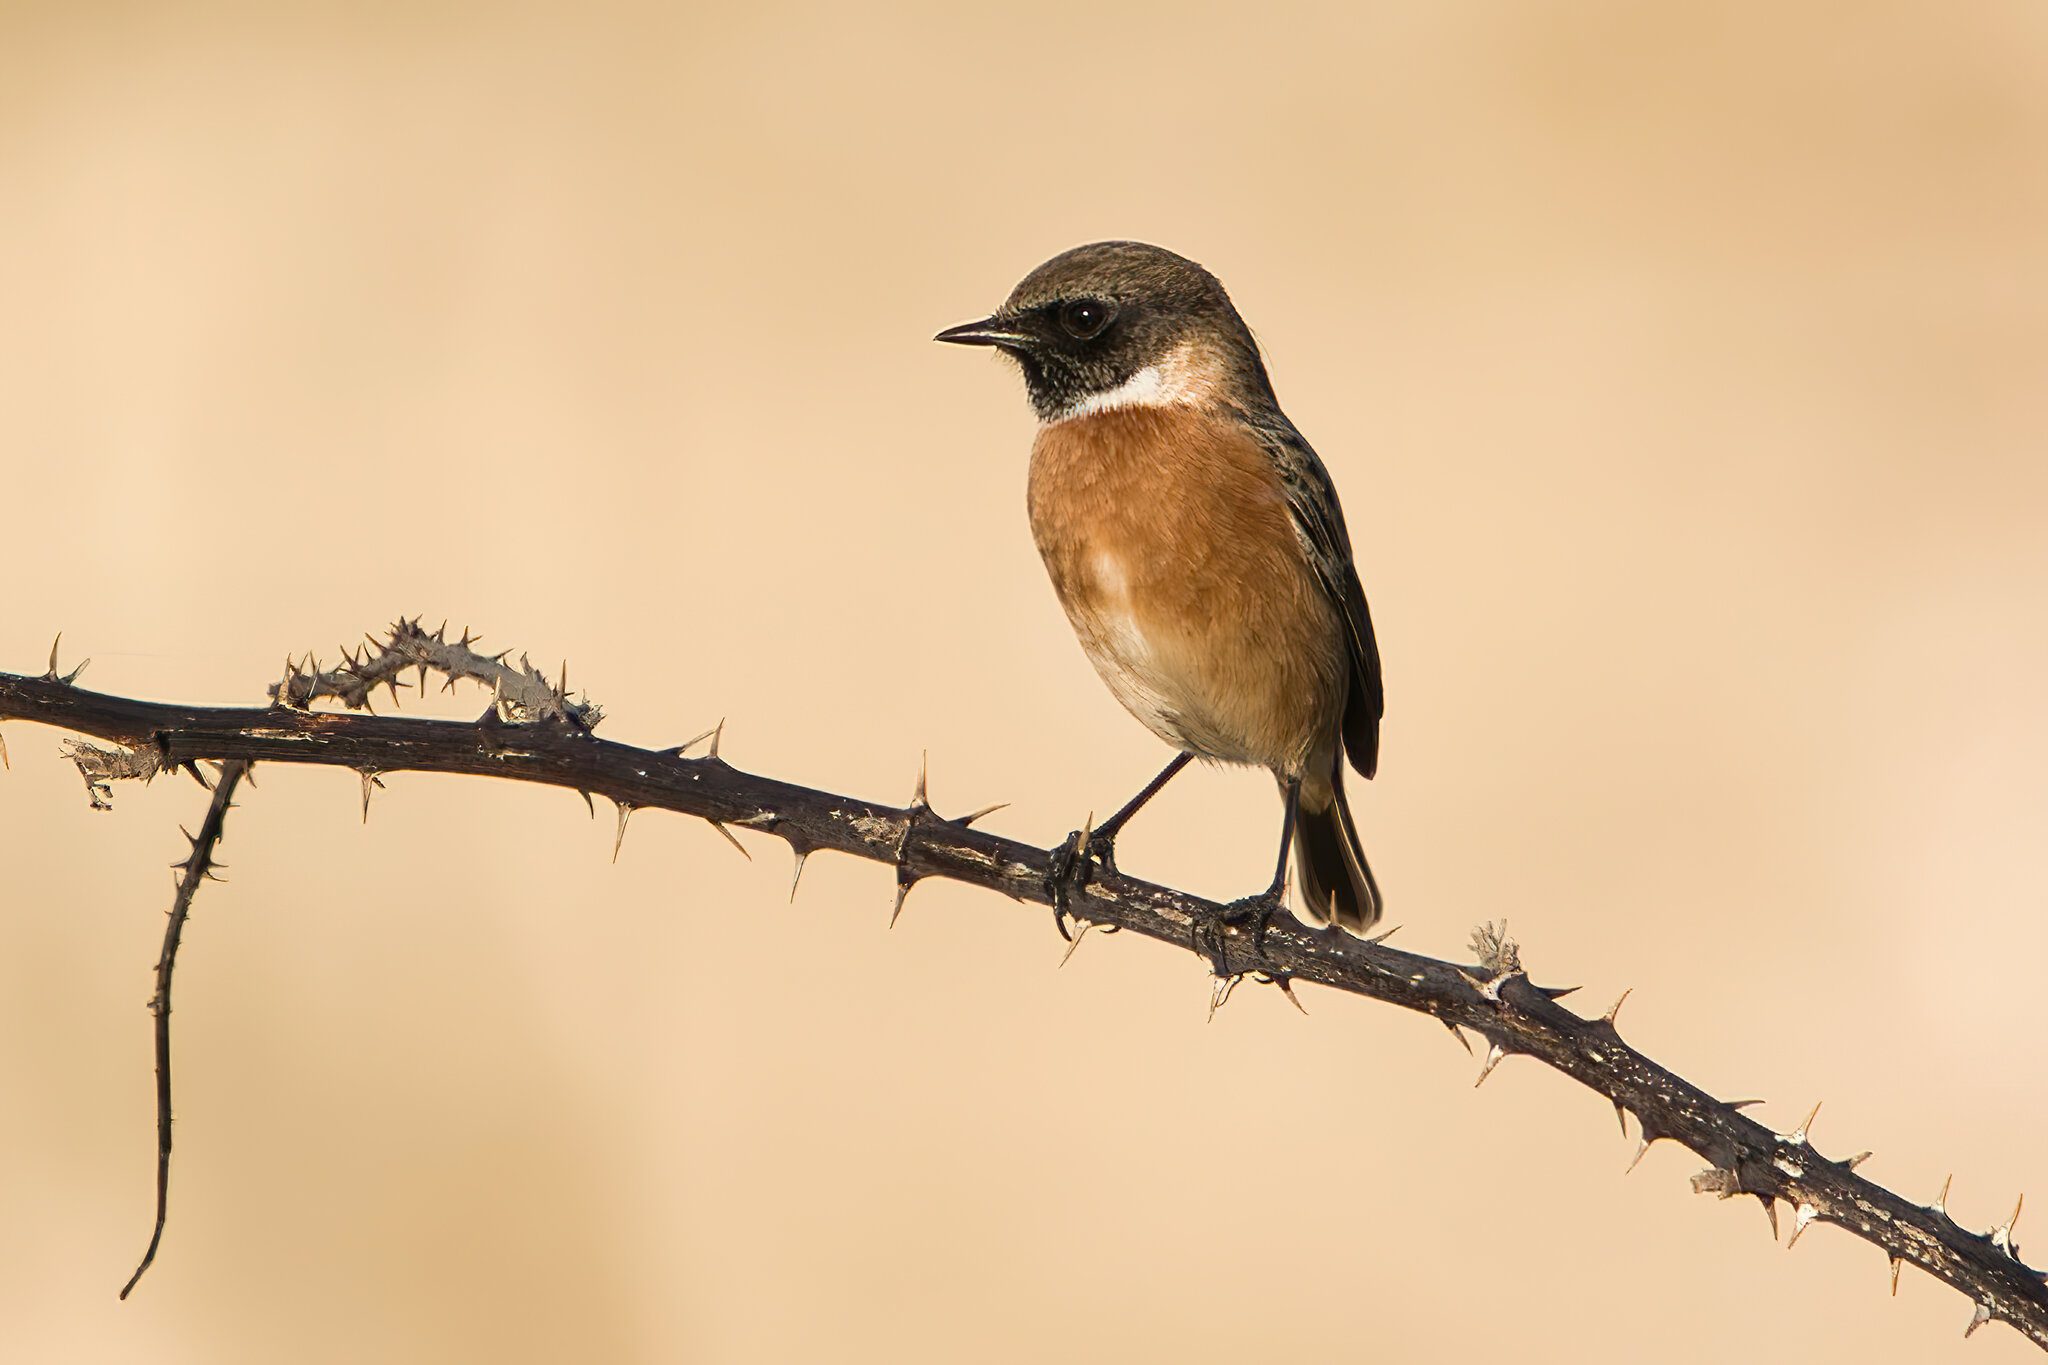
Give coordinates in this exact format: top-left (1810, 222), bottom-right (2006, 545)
top-left (1083, 751), bottom-right (1195, 875)
top-left (1046, 752), bottom-right (1193, 938)
top-left (1195, 776), bottom-right (1302, 975)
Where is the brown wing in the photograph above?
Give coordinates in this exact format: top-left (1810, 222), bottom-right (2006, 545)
top-left (1248, 411), bottom-right (1383, 779)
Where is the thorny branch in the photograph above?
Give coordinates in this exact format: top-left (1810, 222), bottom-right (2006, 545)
top-left (1, 620), bottom-right (2042, 1345)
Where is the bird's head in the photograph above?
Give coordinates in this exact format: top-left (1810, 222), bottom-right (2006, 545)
top-left (936, 241), bottom-right (1272, 423)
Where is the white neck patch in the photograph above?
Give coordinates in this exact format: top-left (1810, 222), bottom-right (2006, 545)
top-left (1045, 342), bottom-right (1222, 424)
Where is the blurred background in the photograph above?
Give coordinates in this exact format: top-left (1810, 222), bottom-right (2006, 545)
top-left (2, 2), bottom-right (2044, 1360)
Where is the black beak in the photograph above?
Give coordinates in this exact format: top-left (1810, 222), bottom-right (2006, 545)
top-left (934, 316), bottom-right (1034, 348)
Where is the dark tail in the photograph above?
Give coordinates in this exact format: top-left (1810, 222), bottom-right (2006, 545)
top-left (1293, 769), bottom-right (1382, 936)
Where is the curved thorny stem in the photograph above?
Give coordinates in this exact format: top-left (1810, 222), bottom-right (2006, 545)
top-left (0, 620), bottom-right (2041, 1344)
top-left (119, 758), bottom-right (249, 1299)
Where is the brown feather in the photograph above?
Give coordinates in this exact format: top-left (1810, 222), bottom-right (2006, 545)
top-left (1028, 405), bottom-right (1348, 777)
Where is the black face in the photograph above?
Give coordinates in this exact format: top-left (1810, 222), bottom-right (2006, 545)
top-left (935, 240), bottom-right (1270, 421)
top-left (1002, 295), bottom-right (1141, 420)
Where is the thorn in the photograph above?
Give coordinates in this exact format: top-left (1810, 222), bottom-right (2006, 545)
top-left (1846, 1151), bottom-right (1873, 1171)
top-left (957, 803), bottom-right (1007, 827)
top-left (1627, 1135), bottom-right (1657, 1174)
top-left (889, 872), bottom-right (915, 928)
top-left (789, 849), bottom-right (809, 902)
top-left (1993, 1195), bottom-right (2024, 1258)
top-left (357, 769), bottom-right (384, 822)
top-left (1206, 972), bottom-right (1241, 1023)
top-left (911, 750), bottom-right (929, 809)
top-left (1, 730), bottom-right (11, 770)
top-left (1541, 984), bottom-right (1580, 1000)
top-left (1366, 923), bottom-right (1401, 944)
top-left (1059, 919), bottom-right (1094, 967)
top-left (1474, 1042), bottom-right (1507, 1088)
top-left (1727, 1099), bottom-right (1766, 1111)
top-left (1614, 1101), bottom-right (1628, 1137)
top-left (1890, 1256), bottom-right (1904, 1296)
top-left (706, 818), bottom-right (751, 860)
top-left (1459, 958), bottom-right (1523, 1004)
top-left (1762, 1196), bottom-right (1780, 1239)
top-left (672, 726), bottom-right (718, 755)
top-left (1933, 1175), bottom-right (1954, 1218)
top-left (613, 803), bottom-right (634, 862)
top-left (1443, 1019), bottom-right (1472, 1054)
top-left (45, 632), bottom-right (89, 684)
top-left (707, 718), bottom-right (724, 761)
top-left (272, 655), bottom-right (297, 708)
top-left (1602, 987), bottom-right (1632, 1025)
top-left (1457, 968), bottom-right (1502, 1002)
top-left (1787, 1202), bottom-right (1818, 1248)
top-left (1272, 974), bottom-right (1309, 1015)
top-left (1788, 1101), bottom-right (1822, 1145)
top-left (578, 789), bottom-right (595, 818)
top-left (1965, 1301), bottom-right (1992, 1339)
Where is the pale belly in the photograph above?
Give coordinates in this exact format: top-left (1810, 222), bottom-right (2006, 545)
top-left (1049, 538), bottom-right (1345, 776)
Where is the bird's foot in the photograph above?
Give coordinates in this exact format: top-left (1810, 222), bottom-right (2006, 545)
top-left (1192, 884), bottom-right (1288, 977)
top-left (1045, 824), bottom-right (1120, 941)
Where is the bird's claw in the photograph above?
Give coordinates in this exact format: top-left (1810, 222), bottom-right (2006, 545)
top-left (1045, 826), bottom-right (1119, 940)
top-left (1193, 886), bottom-right (1287, 977)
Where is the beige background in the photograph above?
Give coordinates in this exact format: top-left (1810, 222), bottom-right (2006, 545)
top-left (3, 3), bottom-right (2045, 1361)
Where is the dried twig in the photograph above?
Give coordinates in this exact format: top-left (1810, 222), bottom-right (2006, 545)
top-left (269, 618), bottom-right (599, 728)
top-left (1, 620), bottom-right (2042, 1345)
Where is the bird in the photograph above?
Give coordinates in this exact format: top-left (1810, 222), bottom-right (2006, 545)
top-left (936, 240), bottom-right (1384, 954)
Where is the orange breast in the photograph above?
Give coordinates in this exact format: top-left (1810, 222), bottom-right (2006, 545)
top-left (1026, 405), bottom-right (1347, 774)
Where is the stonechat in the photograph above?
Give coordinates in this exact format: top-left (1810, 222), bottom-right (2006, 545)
top-left (938, 241), bottom-right (1385, 946)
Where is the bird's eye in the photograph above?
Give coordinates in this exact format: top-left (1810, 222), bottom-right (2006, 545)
top-left (1059, 299), bottom-right (1113, 340)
